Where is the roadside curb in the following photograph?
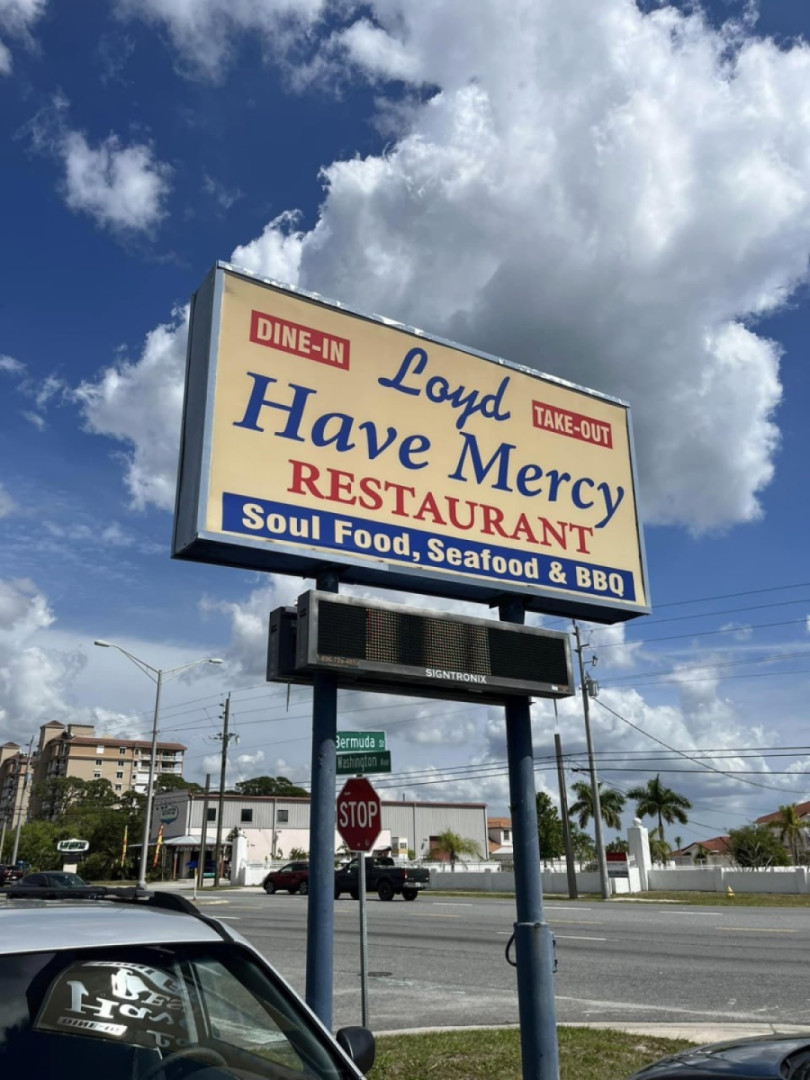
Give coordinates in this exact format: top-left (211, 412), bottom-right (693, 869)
top-left (374, 1022), bottom-right (810, 1043)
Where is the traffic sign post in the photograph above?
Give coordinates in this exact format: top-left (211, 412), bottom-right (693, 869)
top-left (336, 777), bottom-right (381, 1027)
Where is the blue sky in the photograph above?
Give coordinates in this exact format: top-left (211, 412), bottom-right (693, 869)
top-left (2, 0), bottom-right (810, 849)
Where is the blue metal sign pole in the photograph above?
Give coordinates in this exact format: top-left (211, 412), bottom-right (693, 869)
top-left (305, 567), bottom-right (340, 1029)
top-left (500, 597), bottom-right (560, 1080)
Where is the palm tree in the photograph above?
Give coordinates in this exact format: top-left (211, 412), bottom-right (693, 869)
top-left (626, 774), bottom-right (691, 845)
top-left (568, 781), bottom-right (626, 831)
top-left (432, 830), bottom-right (481, 866)
top-left (776, 804), bottom-right (806, 865)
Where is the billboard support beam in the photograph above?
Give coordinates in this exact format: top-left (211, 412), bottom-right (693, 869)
top-left (305, 566), bottom-right (340, 1029)
top-left (499, 597), bottom-right (560, 1080)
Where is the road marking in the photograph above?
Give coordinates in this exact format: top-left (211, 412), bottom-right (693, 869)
top-left (715, 926), bottom-right (796, 933)
top-left (212, 915), bottom-right (240, 920)
top-left (670, 910), bottom-right (721, 915)
top-left (556, 995), bottom-right (777, 1021)
top-left (554, 935), bottom-right (607, 942)
top-left (430, 902), bottom-right (473, 907)
top-left (546, 905), bottom-right (592, 911)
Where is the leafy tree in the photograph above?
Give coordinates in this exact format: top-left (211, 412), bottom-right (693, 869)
top-left (432, 829), bottom-right (481, 864)
top-left (626, 774), bottom-right (692, 844)
top-left (15, 819), bottom-right (71, 871)
top-left (727, 824), bottom-right (791, 868)
top-left (776, 804), bottom-right (806, 865)
top-left (648, 835), bottom-right (672, 865)
top-left (694, 843), bottom-right (709, 864)
top-left (536, 792), bottom-right (565, 860)
top-left (233, 775), bottom-right (309, 798)
top-left (568, 781), bottom-right (626, 831)
top-left (154, 775), bottom-right (202, 794)
top-left (568, 823), bottom-right (595, 867)
top-left (606, 839), bottom-right (629, 854)
top-left (288, 847), bottom-right (308, 860)
top-left (26, 777), bottom-right (144, 879)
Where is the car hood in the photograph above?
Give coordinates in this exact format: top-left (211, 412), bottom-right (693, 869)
top-left (633, 1035), bottom-right (810, 1079)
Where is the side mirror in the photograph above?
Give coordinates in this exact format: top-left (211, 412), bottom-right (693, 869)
top-left (336, 1026), bottom-right (376, 1074)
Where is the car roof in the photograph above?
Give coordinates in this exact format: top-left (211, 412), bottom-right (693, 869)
top-left (0, 899), bottom-right (224, 955)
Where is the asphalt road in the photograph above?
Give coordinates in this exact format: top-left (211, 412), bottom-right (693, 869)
top-left (204, 891), bottom-right (810, 1033)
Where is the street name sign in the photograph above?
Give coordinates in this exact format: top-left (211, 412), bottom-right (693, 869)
top-left (336, 751), bottom-right (392, 776)
top-left (337, 731), bottom-right (386, 752)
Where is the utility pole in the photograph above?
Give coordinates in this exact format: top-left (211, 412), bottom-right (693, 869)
top-left (553, 715), bottom-right (578, 900)
top-left (11, 735), bottom-right (36, 866)
top-left (212, 695), bottom-right (236, 888)
top-left (572, 622), bottom-right (610, 900)
top-left (194, 773), bottom-right (211, 898)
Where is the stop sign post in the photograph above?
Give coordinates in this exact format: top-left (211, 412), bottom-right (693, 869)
top-left (336, 776), bottom-right (381, 853)
top-left (336, 776), bottom-right (381, 1028)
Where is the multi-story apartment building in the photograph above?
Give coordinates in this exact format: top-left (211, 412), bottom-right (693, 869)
top-left (2, 721), bottom-right (187, 822)
top-left (0, 742), bottom-right (33, 829)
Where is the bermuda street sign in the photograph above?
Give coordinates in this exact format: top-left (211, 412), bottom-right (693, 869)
top-left (336, 751), bottom-right (392, 776)
top-left (337, 731), bottom-right (386, 753)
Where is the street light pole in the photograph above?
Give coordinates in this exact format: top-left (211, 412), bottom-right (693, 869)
top-left (10, 735), bottom-right (36, 866)
top-left (139, 667), bottom-right (164, 891)
top-left (94, 640), bottom-right (222, 890)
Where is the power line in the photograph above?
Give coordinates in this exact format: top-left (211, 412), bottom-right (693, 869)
top-left (591, 696), bottom-right (806, 795)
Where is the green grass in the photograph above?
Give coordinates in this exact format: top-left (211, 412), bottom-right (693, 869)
top-left (432, 888), bottom-right (810, 907)
top-left (369, 1027), bottom-right (692, 1080)
top-left (622, 890), bottom-right (810, 907)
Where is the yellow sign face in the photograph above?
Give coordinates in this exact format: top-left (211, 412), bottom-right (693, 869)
top-left (174, 264), bottom-right (649, 621)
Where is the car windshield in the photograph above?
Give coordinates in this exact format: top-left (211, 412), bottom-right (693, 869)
top-left (47, 873), bottom-right (86, 887)
top-left (0, 941), bottom-right (351, 1079)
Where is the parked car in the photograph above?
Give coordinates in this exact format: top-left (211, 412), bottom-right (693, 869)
top-left (0, 864), bottom-right (23, 886)
top-left (334, 856), bottom-right (430, 901)
top-left (629, 1034), bottom-right (810, 1079)
top-left (0, 884), bottom-right (375, 1077)
top-left (262, 861), bottom-right (310, 895)
top-left (11, 871), bottom-right (91, 889)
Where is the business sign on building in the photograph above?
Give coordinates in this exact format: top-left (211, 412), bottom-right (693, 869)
top-left (174, 263), bottom-right (649, 622)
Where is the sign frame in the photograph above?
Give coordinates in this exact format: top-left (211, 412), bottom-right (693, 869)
top-left (173, 262), bottom-right (651, 623)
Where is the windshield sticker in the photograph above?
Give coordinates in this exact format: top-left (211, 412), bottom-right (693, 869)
top-left (34, 961), bottom-right (189, 1050)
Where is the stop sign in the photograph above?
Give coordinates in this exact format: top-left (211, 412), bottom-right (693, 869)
top-left (336, 777), bottom-right (381, 852)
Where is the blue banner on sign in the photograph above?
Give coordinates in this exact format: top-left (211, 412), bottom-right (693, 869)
top-left (222, 493), bottom-right (635, 602)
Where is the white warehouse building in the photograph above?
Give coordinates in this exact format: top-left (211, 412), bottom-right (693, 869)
top-left (151, 790), bottom-right (489, 882)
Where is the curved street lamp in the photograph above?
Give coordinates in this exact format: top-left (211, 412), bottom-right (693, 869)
top-left (94, 640), bottom-right (223, 889)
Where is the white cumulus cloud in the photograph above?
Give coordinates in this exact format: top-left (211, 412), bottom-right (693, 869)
top-left (116, 0), bottom-right (328, 82)
top-left (0, 0), bottom-right (47, 75)
top-left (82, 2), bottom-right (810, 537)
top-left (61, 130), bottom-right (172, 234)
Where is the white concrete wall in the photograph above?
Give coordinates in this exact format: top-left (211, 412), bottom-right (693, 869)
top-left (647, 866), bottom-right (810, 894)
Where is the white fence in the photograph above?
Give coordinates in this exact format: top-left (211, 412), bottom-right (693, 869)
top-left (648, 865), bottom-right (810, 894)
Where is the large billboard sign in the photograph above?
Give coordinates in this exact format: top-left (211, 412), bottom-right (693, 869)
top-left (173, 263), bottom-right (649, 622)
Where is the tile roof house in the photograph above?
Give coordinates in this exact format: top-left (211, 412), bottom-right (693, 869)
top-left (487, 816), bottom-right (514, 860)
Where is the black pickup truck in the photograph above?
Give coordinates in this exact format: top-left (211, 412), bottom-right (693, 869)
top-left (334, 856), bottom-right (430, 901)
